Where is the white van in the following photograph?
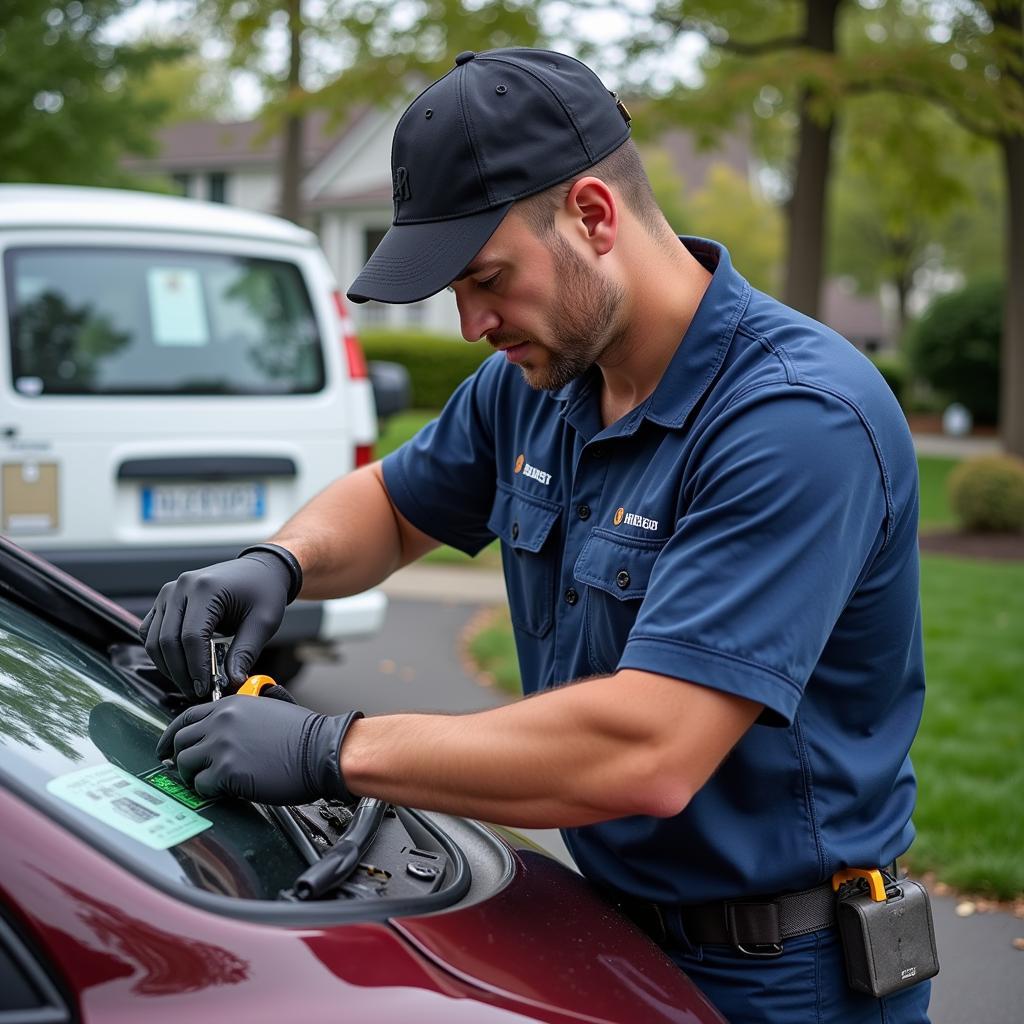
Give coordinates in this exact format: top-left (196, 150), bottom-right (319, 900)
top-left (0, 184), bottom-right (393, 680)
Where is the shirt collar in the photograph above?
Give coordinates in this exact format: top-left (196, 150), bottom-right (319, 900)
top-left (546, 237), bottom-right (750, 431)
top-left (645, 237), bottom-right (750, 429)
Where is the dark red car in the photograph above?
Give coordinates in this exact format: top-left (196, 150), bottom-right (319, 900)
top-left (0, 536), bottom-right (725, 1023)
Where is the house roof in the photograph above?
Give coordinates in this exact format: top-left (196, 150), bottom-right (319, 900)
top-left (123, 108), bottom-right (370, 172)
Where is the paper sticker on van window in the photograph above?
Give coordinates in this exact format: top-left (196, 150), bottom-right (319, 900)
top-left (47, 763), bottom-right (213, 850)
top-left (147, 267), bottom-right (209, 346)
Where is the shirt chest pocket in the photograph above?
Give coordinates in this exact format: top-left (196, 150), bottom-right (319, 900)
top-left (573, 529), bottom-right (665, 674)
top-left (487, 482), bottom-right (561, 638)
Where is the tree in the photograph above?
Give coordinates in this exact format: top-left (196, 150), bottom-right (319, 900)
top-left (687, 164), bottom-right (784, 295)
top-left (0, 0), bottom-right (183, 185)
top-left (920, 2), bottom-right (1024, 454)
top-left (187, 0), bottom-right (547, 222)
top-left (130, 50), bottom-right (235, 126)
top-left (828, 95), bottom-right (1001, 335)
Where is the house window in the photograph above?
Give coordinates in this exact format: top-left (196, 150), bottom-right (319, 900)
top-left (171, 174), bottom-right (191, 197)
top-left (208, 173), bottom-right (227, 203)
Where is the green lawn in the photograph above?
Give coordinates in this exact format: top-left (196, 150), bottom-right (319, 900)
top-left (375, 409), bottom-right (437, 459)
top-left (907, 554), bottom-right (1024, 898)
top-left (918, 455), bottom-right (959, 530)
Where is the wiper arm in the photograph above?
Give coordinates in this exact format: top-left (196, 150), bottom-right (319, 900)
top-left (286, 798), bottom-right (388, 901)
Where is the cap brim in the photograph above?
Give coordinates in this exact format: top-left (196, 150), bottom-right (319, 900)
top-left (346, 204), bottom-right (511, 304)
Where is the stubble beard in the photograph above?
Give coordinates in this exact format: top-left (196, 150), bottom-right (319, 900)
top-left (494, 232), bottom-right (628, 392)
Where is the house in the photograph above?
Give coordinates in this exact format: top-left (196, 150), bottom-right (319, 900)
top-left (123, 104), bottom-right (892, 348)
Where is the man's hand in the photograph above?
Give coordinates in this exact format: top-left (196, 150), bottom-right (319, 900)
top-left (156, 696), bottom-right (363, 805)
top-left (140, 551), bottom-right (293, 701)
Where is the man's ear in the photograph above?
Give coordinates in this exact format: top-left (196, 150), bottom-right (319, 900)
top-left (564, 177), bottom-right (617, 256)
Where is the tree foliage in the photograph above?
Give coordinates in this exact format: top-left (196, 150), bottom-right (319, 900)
top-left (686, 164), bottom-right (784, 295)
top-left (828, 94), bottom-right (1002, 332)
top-left (185, 0), bottom-right (547, 217)
top-left (0, 0), bottom-right (184, 185)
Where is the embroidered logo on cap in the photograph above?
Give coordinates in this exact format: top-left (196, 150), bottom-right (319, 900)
top-left (393, 167), bottom-right (411, 202)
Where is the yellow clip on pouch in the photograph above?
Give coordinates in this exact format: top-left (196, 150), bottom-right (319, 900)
top-left (832, 868), bottom-right (939, 997)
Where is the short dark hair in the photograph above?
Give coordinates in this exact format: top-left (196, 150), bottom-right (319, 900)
top-left (514, 138), bottom-right (668, 240)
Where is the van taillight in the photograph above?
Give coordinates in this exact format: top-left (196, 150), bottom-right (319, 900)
top-left (332, 291), bottom-right (368, 380)
top-left (334, 291), bottom-right (374, 467)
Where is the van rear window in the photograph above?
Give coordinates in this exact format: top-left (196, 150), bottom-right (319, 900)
top-left (5, 247), bottom-right (325, 395)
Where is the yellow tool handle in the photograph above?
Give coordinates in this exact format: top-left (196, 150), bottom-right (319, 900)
top-left (237, 674), bottom-right (279, 697)
top-left (832, 868), bottom-right (888, 902)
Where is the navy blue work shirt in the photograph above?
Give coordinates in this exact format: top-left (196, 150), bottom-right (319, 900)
top-left (382, 239), bottom-right (925, 905)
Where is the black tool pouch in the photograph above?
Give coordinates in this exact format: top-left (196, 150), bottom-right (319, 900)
top-left (834, 869), bottom-right (940, 998)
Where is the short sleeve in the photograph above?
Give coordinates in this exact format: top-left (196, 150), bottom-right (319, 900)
top-left (381, 356), bottom-right (501, 555)
top-left (618, 385), bottom-right (889, 726)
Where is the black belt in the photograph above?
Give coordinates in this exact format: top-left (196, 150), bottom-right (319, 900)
top-left (610, 881), bottom-right (837, 959)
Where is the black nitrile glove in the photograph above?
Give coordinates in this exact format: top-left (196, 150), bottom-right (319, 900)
top-left (140, 551), bottom-right (293, 701)
top-left (156, 695), bottom-right (364, 805)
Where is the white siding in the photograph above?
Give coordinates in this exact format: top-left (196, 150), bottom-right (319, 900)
top-left (229, 170), bottom-right (280, 213)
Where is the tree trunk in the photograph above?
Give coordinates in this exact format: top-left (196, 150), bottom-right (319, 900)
top-left (996, 3), bottom-right (1024, 456)
top-left (278, 0), bottom-right (304, 224)
top-left (1000, 132), bottom-right (1024, 456)
top-left (782, 0), bottom-right (842, 319)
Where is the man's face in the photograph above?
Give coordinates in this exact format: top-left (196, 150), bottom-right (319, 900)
top-left (450, 212), bottom-right (627, 391)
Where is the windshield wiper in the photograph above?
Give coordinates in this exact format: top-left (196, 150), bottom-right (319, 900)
top-left (284, 798), bottom-right (388, 901)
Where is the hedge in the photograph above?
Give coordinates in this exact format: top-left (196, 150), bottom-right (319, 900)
top-left (868, 353), bottom-right (908, 405)
top-left (948, 455), bottom-right (1024, 533)
top-left (906, 277), bottom-right (1002, 425)
top-left (359, 328), bottom-right (490, 409)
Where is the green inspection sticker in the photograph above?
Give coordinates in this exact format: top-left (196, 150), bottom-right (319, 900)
top-left (140, 766), bottom-right (216, 810)
top-left (47, 764), bottom-right (213, 850)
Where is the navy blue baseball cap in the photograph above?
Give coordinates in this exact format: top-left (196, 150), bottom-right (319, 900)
top-left (346, 47), bottom-right (631, 305)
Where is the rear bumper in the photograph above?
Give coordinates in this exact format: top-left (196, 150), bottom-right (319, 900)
top-left (31, 544), bottom-right (388, 645)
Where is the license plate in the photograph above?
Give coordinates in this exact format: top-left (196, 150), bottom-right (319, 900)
top-left (141, 482), bottom-right (266, 524)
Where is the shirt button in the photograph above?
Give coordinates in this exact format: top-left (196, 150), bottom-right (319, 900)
top-left (511, 521), bottom-right (519, 540)
top-left (577, 504), bottom-right (591, 521)
top-left (590, 445), bottom-right (605, 459)
top-left (616, 570), bottom-right (630, 589)
top-left (565, 587), bottom-right (579, 605)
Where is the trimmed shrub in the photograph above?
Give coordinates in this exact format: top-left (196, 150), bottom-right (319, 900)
top-left (906, 277), bottom-right (1002, 425)
top-left (869, 353), bottom-right (908, 405)
top-left (359, 328), bottom-right (490, 409)
top-left (948, 455), bottom-right (1024, 533)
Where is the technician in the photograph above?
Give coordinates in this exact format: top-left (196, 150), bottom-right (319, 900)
top-left (149, 48), bottom-right (931, 1024)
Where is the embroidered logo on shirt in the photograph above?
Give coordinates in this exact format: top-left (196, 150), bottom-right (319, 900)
top-left (613, 506), bottom-right (659, 531)
top-left (514, 453), bottom-right (552, 486)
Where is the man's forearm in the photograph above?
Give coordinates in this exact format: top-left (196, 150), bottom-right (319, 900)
top-left (270, 463), bottom-right (436, 599)
top-left (340, 670), bottom-right (762, 829)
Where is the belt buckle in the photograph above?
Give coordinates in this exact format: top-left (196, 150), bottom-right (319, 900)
top-left (725, 901), bottom-right (784, 959)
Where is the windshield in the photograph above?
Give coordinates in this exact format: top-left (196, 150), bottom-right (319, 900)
top-left (0, 594), bottom-right (308, 899)
top-left (5, 246), bottom-right (325, 396)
